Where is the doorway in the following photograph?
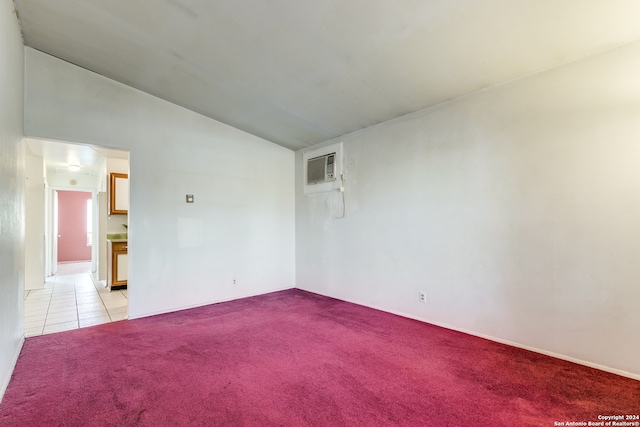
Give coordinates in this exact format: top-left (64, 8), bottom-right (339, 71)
top-left (57, 190), bottom-right (92, 264)
top-left (24, 138), bottom-right (130, 335)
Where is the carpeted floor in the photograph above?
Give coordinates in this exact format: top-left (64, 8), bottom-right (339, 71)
top-left (1, 289), bottom-right (638, 426)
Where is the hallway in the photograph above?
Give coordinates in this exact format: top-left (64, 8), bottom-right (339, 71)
top-left (23, 262), bottom-right (128, 337)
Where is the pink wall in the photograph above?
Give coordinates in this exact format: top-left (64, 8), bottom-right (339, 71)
top-left (57, 190), bottom-right (92, 262)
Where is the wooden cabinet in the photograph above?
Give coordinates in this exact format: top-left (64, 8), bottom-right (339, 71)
top-left (109, 173), bottom-right (129, 215)
top-left (107, 240), bottom-right (128, 289)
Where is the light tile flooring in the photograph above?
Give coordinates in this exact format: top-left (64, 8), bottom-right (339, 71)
top-left (24, 261), bottom-right (128, 337)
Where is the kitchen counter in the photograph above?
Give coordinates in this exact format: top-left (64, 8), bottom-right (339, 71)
top-left (106, 233), bottom-right (128, 242)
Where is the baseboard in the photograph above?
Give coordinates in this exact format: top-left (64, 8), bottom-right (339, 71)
top-left (416, 318), bottom-right (640, 381)
top-left (0, 334), bottom-right (25, 404)
top-left (297, 288), bottom-right (640, 382)
top-left (128, 285), bottom-right (296, 320)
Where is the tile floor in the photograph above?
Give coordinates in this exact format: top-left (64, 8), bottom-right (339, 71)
top-left (24, 261), bottom-right (128, 337)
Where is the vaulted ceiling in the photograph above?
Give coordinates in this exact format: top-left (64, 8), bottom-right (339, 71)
top-left (14, 0), bottom-right (640, 150)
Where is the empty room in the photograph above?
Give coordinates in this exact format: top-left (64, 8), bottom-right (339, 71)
top-left (1, 1), bottom-right (639, 425)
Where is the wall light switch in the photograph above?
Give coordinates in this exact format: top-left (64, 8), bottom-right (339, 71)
top-left (186, 194), bottom-right (194, 203)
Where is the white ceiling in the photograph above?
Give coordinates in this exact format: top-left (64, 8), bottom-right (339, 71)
top-left (14, 0), bottom-right (640, 150)
top-left (25, 138), bottom-right (128, 177)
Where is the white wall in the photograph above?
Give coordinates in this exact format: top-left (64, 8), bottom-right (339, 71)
top-left (296, 40), bottom-right (640, 377)
top-left (97, 191), bottom-right (107, 281)
top-left (25, 48), bottom-right (295, 319)
top-left (0, 3), bottom-right (25, 401)
top-left (25, 152), bottom-right (45, 289)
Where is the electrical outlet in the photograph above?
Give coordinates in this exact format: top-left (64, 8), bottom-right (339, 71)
top-left (418, 291), bottom-right (427, 303)
top-left (233, 278), bottom-right (236, 285)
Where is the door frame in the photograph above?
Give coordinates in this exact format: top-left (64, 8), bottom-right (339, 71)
top-left (46, 187), bottom-right (97, 276)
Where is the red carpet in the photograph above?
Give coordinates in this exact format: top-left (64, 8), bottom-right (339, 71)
top-left (1, 289), bottom-right (638, 426)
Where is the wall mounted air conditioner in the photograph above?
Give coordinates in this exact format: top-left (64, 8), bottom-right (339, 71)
top-left (306, 153), bottom-right (335, 185)
top-left (303, 142), bottom-right (343, 194)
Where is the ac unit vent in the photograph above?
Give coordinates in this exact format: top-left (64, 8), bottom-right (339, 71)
top-left (302, 142), bottom-right (343, 194)
top-left (307, 153), bottom-right (335, 185)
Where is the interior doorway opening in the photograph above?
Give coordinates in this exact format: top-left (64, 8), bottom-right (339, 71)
top-left (56, 190), bottom-right (92, 264)
top-left (24, 137), bottom-right (130, 335)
